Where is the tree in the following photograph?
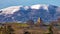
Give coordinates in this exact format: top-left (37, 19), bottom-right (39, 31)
top-left (0, 24), bottom-right (15, 34)
top-left (6, 25), bottom-right (14, 34)
top-left (0, 26), bottom-right (3, 34)
top-left (48, 24), bottom-right (53, 34)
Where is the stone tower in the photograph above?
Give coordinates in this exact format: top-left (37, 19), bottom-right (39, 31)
top-left (36, 18), bottom-right (43, 26)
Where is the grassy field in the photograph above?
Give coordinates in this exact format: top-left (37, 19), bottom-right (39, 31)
top-left (0, 23), bottom-right (60, 34)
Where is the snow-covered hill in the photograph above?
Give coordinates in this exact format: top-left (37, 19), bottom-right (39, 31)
top-left (0, 4), bottom-right (60, 23)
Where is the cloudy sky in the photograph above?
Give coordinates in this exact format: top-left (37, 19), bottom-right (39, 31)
top-left (0, 0), bottom-right (60, 9)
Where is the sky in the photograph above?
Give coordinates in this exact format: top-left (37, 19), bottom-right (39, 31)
top-left (0, 0), bottom-right (60, 9)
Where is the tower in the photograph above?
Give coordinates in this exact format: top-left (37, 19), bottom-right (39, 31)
top-left (36, 17), bottom-right (43, 26)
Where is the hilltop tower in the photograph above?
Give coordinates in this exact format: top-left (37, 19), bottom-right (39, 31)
top-left (36, 17), bottom-right (43, 26)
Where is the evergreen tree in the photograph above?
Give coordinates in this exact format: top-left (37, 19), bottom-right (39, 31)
top-left (0, 26), bottom-right (3, 34)
top-left (48, 24), bottom-right (53, 34)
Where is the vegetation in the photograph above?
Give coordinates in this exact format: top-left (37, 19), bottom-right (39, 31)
top-left (0, 18), bottom-right (60, 34)
top-left (48, 24), bottom-right (53, 34)
top-left (0, 25), bottom-right (14, 34)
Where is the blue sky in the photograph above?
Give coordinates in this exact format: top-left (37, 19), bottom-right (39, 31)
top-left (0, 0), bottom-right (60, 9)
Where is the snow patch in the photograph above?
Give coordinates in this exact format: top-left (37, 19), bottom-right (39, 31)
top-left (31, 4), bottom-right (41, 9)
top-left (31, 4), bottom-right (48, 10)
top-left (42, 5), bottom-right (48, 10)
top-left (0, 6), bottom-right (22, 15)
top-left (24, 6), bottom-right (29, 10)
